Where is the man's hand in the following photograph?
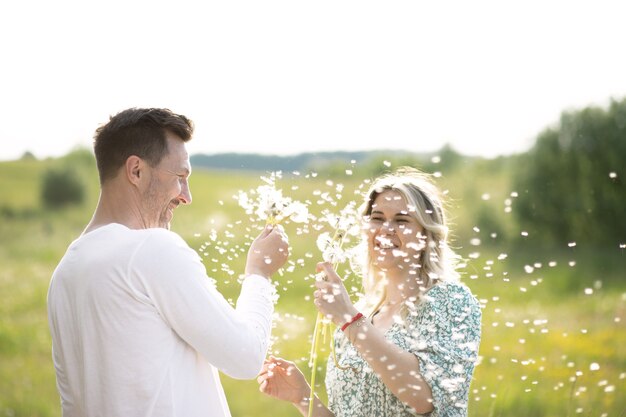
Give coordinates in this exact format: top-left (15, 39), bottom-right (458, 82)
top-left (245, 225), bottom-right (290, 279)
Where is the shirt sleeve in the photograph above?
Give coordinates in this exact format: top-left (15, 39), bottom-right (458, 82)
top-left (407, 283), bottom-right (482, 416)
top-left (130, 229), bottom-right (277, 380)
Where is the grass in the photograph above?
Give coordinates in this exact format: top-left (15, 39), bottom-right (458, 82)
top-left (0, 155), bottom-right (624, 416)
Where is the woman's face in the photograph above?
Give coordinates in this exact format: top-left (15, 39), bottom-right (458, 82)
top-left (364, 189), bottom-right (426, 273)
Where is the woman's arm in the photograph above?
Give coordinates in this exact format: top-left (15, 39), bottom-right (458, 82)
top-left (340, 314), bottom-right (434, 413)
top-left (257, 356), bottom-right (335, 417)
top-left (314, 263), bottom-right (434, 414)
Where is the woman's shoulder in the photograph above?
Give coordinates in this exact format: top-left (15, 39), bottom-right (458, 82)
top-left (424, 280), bottom-right (476, 300)
top-left (419, 280), bottom-right (482, 317)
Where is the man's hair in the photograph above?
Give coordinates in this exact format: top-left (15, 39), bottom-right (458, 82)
top-left (93, 108), bottom-right (194, 184)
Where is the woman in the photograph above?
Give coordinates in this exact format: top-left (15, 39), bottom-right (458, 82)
top-left (258, 167), bottom-right (482, 416)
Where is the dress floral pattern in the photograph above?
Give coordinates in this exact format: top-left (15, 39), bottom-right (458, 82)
top-left (325, 281), bottom-right (482, 417)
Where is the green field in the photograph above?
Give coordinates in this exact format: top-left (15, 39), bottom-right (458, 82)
top-left (0, 154), bottom-right (624, 417)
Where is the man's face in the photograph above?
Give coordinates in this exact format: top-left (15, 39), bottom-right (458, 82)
top-left (144, 133), bottom-right (192, 229)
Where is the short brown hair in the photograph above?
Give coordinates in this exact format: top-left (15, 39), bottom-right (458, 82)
top-left (93, 108), bottom-right (194, 183)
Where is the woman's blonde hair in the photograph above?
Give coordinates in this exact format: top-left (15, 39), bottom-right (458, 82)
top-left (355, 167), bottom-right (461, 315)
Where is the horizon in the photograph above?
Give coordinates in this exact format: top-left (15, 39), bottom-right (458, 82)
top-left (10, 143), bottom-right (522, 163)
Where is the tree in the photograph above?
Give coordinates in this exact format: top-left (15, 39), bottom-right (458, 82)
top-left (41, 166), bottom-right (86, 208)
top-left (513, 98), bottom-right (626, 247)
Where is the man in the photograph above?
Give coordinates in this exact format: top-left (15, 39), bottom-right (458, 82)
top-left (47, 108), bottom-right (289, 417)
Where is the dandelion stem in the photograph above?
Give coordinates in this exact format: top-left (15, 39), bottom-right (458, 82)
top-left (567, 375), bottom-right (577, 417)
top-left (308, 311), bottom-right (324, 417)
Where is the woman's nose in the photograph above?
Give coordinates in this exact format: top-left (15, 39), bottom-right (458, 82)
top-left (380, 221), bottom-right (395, 233)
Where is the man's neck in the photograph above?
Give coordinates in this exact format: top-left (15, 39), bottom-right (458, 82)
top-left (84, 186), bottom-right (149, 234)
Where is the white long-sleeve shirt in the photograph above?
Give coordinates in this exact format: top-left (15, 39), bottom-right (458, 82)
top-left (47, 223), bottom-right (276, 417)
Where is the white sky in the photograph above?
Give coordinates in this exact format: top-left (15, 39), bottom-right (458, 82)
top-left (1, 0), bottom-right (625, 161)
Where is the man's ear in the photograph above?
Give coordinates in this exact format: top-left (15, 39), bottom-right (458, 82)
top-left (125, 155), bottom-right (144, 186)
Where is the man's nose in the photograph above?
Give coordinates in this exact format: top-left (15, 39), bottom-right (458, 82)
top-left (179, 183), bottom-right (192, 205)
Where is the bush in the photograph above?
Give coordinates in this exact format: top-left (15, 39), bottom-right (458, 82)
top-left (41, 167), bottom-right (86, 208)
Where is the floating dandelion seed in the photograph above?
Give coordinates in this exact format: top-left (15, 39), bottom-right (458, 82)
top-left (235, 171), bottom-right (310, 226)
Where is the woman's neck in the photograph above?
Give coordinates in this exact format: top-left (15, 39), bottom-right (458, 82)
top-left (375, 269), bottom-right (421, 305)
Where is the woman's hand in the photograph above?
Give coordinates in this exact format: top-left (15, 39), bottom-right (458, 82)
top-left (313, 262), bottom-right (359, 327)
top-left (257, 356), bottom-right (310, 406)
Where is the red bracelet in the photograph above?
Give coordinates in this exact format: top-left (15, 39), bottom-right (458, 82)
top-left (341, 312), bottom-right (364, 332)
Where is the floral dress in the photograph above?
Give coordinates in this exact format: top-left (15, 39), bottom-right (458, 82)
top-left (325, 281), bottom-right (482, 417)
